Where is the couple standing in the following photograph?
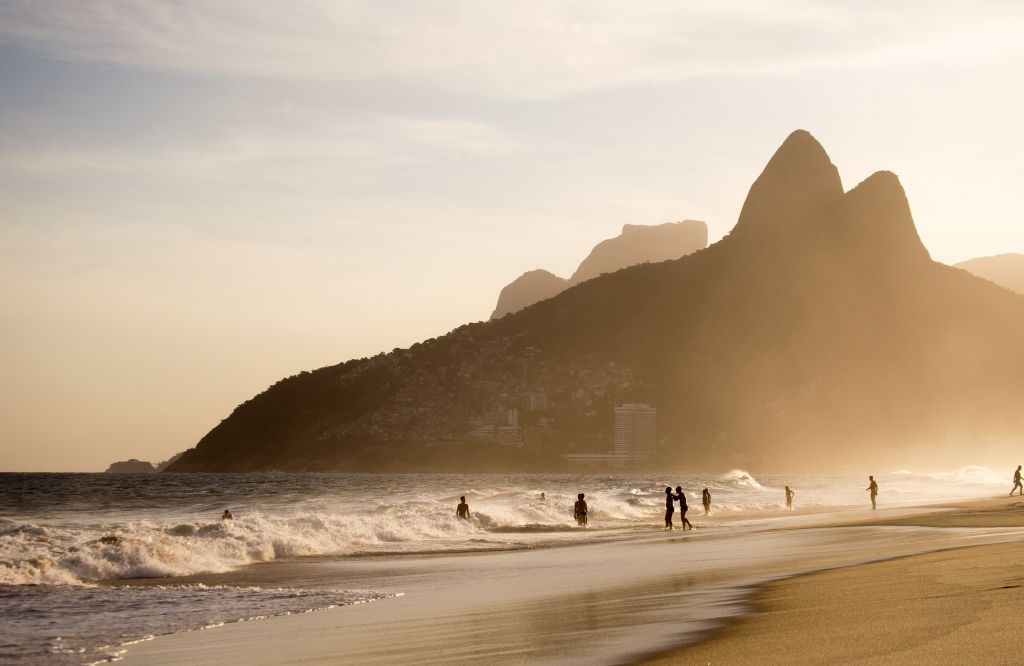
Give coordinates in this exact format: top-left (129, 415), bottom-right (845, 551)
top-left (664, 486), bottom-right (694, 530)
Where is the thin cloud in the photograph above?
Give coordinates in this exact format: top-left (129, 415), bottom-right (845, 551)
top-left (2, 1), bottom-right (1020, 99)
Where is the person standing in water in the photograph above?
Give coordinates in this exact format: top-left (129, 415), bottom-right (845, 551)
top-left (456, 496), bottom-right (470, 520)
top-left (221, 509), bottom-right (233, 521)
top-left (675, 486), bottom-right (694, 530)
top-left (1011, 466), bottom-right (1023, 497)
top-left (785, 485), bottom-right (795, 511)
top-left (866, 476), bottom-right (879, 509)
top-left (574, 493), bottom-right (588, 526)
top-left (702, 488), bottom-right (711, 515)
top-left (664, 487), bottom-right (675, 529)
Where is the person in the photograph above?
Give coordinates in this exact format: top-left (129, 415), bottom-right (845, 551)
top-left (574, 493), bottom-right (588, 526)
top-left (664, 487), bottom-right (675, 529)
top-left (867, 476), bottom-right (879, 510)
top-left (456, 496), bottom-right (470, 520)
top-left (675, 486), bottom-right (693, 530)
top-left (785, 485), bottom-right (795, 511)
top-left (1012, 466), bottom-right (1023, 497)
top-left (702, 488), bottom-right (711, 515)
top-left (221, 509), bottom-right (233, 521)
top-left (540, 492), bottom-right (546, 501)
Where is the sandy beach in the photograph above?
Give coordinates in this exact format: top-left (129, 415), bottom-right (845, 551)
top-left (119, 496), bottom-right (1024, 665)
top-left (644, 496), bottom-right (1024, 665)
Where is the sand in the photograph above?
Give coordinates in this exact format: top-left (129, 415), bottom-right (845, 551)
top-left (120, 498), bottom-right (1024, 665)
top-left (644, 496), bottom-right (1024, 665)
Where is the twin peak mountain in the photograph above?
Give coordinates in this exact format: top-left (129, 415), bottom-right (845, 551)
top-left (168, 131), bottom-right (1024, 473)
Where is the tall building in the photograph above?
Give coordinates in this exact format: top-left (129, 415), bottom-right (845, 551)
top-left (614, 403), bottom-right (657, 463)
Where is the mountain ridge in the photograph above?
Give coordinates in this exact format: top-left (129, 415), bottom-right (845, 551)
top-left (490, 220), bottom-right (707, 319)
top-left (167, 130), bottom-right (1024, 474)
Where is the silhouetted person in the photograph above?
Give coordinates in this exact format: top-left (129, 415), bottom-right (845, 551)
top-left (456, 496), bottom-right (470, 520)
top-left (574, 493), bottom-right (588, 526)
top-left (221, 509), bottom-right (233, 521)
top-left (540, 492), bottom-right (546, 501)
top-left (1012, 466), bottom-right (1023, 497)
top-left (663, 487), bottom-right (676, 529)
top-left (675, 486), bottom-right (693, 530)
top-left (702, 488), bottom-right (711, 515)
top-left (785, 485), bottom-right (795, 511)
top-left (867, 476), bottom-right (879, 509)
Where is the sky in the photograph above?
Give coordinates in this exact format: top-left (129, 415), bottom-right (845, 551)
top-left (2, 1), bottom-right (1023, 472)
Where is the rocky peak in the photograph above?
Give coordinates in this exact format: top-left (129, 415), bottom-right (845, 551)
top-left (733, 130), bottom-right (844, 239)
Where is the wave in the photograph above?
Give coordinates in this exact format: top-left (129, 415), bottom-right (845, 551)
top-left (716, 469), bottom-right (769, 490)
top-left (0, 490), bottom-right (648, 585)
top-left (5, 582), bottom-right (388, 665)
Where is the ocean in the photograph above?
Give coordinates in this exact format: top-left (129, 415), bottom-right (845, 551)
top-left (0, 467), bottom-right (1010, 664)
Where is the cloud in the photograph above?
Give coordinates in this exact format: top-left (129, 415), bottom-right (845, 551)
top-left (2, 1), bottom-right (1021, 99)
top-left (0, 113), bottom-right (535, 178)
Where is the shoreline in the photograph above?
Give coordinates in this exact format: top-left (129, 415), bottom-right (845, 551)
top-left (119, 495), bottom-right (1024, 665)
top-left (640, 495), bottom-right (1024, 664)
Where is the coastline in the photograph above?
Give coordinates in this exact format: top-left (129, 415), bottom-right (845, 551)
top-left (119, 496), bottom-right (1024, 665)
top-left (642, 495), bottom-right (1024, 665)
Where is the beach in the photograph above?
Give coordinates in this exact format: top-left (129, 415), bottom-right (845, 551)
top-left (119, 495), bottom-right (1024, 665)
top-left (644, 496), bottom-right (1024, 665)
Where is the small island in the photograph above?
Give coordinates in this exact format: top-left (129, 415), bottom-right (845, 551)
top-left (104, 459), bottom-right (157, 473)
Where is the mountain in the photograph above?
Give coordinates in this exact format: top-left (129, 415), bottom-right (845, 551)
top-left (490, 220), bottom-right (707, 318)
top-left (567, 221), bottom-right (708, 285)
top-left (167, 130), bottom-right (1024, 474)
top-left (491, 270), bottom-right (568, 320)
top-left (956, 254), bottom-right (1024, 296)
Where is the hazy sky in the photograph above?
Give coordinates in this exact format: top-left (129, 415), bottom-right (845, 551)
top-left (2, 1), bottom-right (1023, 471)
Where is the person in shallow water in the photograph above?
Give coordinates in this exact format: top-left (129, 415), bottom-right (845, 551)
top-left (1012, 466), bottom-right (1023, 497)
top-left (664, 487), bottom-right (675, 529)
top-left (221, 509), bottom-right (233, 521)
top-left (867, 476), bottom-right (879, 509)
top-left (675, 487), bottom-right (694, 530)
top-left (702, 488), bottom-right (711, 515)
top-left (574, 493), bottom-right (588, 526)
top-left (540, 492), bottom-right (546, 501)
top-left (785, 485), bottom-right (795, 510)
top-left (456, 496), bottom-right (470, 520)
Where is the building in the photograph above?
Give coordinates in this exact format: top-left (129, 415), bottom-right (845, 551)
top-left (562, 403), bottom-right (658, 470)
top-left (614, 403), bottom-right (657, 464)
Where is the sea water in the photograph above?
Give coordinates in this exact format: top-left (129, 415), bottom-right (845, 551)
top-left (0, 468), bottom-right (1008, 663)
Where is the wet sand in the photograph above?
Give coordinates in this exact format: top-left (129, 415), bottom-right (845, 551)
top-left (644, 496), bottom-right (1024, 665)
top-left (120, 498), bottom-right (1024, 665)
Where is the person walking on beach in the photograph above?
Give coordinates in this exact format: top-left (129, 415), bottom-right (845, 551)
top-left (785, 485), bottom-right (795, 511)
top-left (675, 486), bottom-right (694, 530)
top-left (664, 487), bottom-right (675, 529)
top-left (574, 493), bottom-right (589, 526)
top-left (702, 488), bottom-right (711, 515)
top-left (456, 496), bottom-right (470, 520)
top-left (867, 476), bottom-right (879, 510)
top-left (1011, 466), bottom-right (1023, 497)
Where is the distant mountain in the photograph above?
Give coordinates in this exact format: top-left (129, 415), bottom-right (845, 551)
top-left (156, 451), bottom-right (185, 471)
top-left (568, 221), bottom-right (708, 286)
top-left (490, 220), bottom-right (707, 318)
top-left (491, 270), bottom-right (568, 320)
top-left (105, 459), bottom-right (156, 473)
top-left (956, 254), bottom-right (1024, 296)
top-left (167, 130), bottom-right (1024, 474)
